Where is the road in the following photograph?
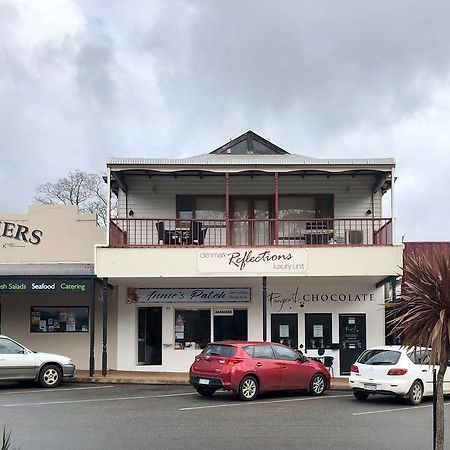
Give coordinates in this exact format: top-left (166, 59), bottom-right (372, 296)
top-left (0, 382), bottom-right (449, 449)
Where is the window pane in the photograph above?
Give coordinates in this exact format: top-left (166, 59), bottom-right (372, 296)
top-left (30, 307), bottom-right (89, 333)
top-left (174, 309), bottom-right (210, 350)
top-left (179, 198), bottom-right (193, 220)
top-left (273, 345), bottom-right (299, 361)
top-left (214, 310), bottom-right (248, 341)
top-left (305, 314), bottom-right (332, 349)
top-left (202, 344), bottom-right (237, 357)
top-left (0, 338), bottom-right (23, 354)
top-left (195, 198), bottom-right (225, 220)
top-left (253, 344), bottom-right (275, 359)
top-left (358, 350), bottom-right (400, 365)
top-left (278, 197), bottom-right (315, 219)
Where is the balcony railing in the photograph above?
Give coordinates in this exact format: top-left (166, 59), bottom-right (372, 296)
top-left (109, 217), bottom-right (393, 248)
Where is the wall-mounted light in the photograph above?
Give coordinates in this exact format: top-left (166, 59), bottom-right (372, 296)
top-left (128, 209), bottom-right (134, 217)
top-left (365, 209), bottom-right (372, 216)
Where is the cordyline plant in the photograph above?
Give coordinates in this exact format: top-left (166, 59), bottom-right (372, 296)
top-left (386, 251), bottom-right (450, 450)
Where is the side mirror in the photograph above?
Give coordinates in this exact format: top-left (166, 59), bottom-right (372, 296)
top-left (297, 356), bottom-right (308, 363)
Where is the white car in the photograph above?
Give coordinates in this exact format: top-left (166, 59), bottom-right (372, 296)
top-left (349, 345), bottom-right (450, 405)
top-left (0, 335), bottom-right (75, 388)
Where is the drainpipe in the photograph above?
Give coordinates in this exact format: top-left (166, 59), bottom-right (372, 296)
top-left (225, 172), bottom-right (230, 245)
top-left (89, 277), bottom-right (96, 376)
top-left (107, 167), bottom-right (111, 247)
top-left (102, 278), bottom-right (108, 376)
top-left (274, 173), bottom-right (279, 245)
top-left (263, 276), bottom-right (267, 341)
top-left (391, 168), bottom-right (395, 244)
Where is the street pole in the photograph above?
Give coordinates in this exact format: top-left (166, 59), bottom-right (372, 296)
top-left (433, 368), bottom-right (437, 450)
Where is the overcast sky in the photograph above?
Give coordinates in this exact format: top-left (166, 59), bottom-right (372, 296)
top-left (1, 0), bottom-right (449, 242)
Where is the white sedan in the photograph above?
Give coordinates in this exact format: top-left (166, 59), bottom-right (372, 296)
top-left (0, 335), bottom-right (75, 388)
top-left (349, 345), bottom-right (450, 405)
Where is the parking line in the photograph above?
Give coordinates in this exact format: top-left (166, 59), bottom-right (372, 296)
top-left (0, 385), bottom-right (115, 395)
top-left (2, 391), bottom-right (197, 407)
top-left (352, 402), bottom-right (450, 416)
top-left (179, 394), bottom-right (352, 411)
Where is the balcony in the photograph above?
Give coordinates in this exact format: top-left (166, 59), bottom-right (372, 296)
top-left (109, 217), bottom-right (392, 248)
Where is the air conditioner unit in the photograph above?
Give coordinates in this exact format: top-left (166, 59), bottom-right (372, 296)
top-left (346, 230), bottom-right (364, 244)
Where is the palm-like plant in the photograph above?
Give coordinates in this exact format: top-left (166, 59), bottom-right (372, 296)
top-left (386, 251), bottom-right (450, 450)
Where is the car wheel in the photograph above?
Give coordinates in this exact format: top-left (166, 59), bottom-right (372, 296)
top-left (353, 390), bottom-right (370, 401)
top-left (407, 380), bottom-right (423, 405)
top-left (310, 373), bottom-right (326, 396)
top-left (39, 364), bottom-right (62, 388)
top-left (239, 375), bottom-right (259, 401)
top-left (195, 386), bottom-right (216, 398)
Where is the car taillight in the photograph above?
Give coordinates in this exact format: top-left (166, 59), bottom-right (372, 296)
top-left (387, 368), bottom-right (408, 375)
top-left (350, 364), bottom-right (359, 374)
top-left (226, 358), bottom-right (243, 366)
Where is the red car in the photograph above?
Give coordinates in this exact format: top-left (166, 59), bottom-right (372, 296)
top-left (189, 341), bottom-right (330, 401)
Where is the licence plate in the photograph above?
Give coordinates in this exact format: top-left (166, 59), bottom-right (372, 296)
top-left (199, 378), bottom-right (210, 385)
top-left (364, 383), bottom-right (377, 391)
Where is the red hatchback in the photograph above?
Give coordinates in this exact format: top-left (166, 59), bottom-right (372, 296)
top-left (189, 341), bottom-right (330, 401)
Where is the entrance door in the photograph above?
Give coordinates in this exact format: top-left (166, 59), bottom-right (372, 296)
top-left (231, 197), bottom-right (272, 245)
top-left (137, 307), bottom-right (162, 365)
top-left (339, 314), bottom-right (366, 375)
top-left (271, 314), bottom-right (298, 349)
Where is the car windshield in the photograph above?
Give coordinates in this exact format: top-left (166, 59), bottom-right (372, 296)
top-left (358, 349), bottom-right (401, 365)
top-left (201, 344), bottom-right (236, 357)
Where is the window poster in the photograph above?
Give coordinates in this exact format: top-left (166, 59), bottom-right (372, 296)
top-left (279, 325), bottom-right (289, 338)
top-left (313, 324), bottom-right (324, 338)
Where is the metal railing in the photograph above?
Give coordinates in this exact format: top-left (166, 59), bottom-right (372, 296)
top-left (109, 217), bottom-right (393, 248)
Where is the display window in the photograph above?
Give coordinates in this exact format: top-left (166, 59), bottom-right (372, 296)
top-left (30, 306), bottom-right (89, 333)
top-left (174, 309), bottom-right (210, 350)
top-left (305, 313), bottom-right (332, 349)
top-left (213, 309), bottom-right (248, 341)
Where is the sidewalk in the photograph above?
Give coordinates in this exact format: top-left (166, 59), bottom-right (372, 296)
top-left (72, 370), bottom-right (351, 390)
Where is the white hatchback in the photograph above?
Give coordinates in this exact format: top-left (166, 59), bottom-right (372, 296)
top-left (349, 346), bottom-right (450, 405)
top-left (0, 335), bottom-right (76, 388)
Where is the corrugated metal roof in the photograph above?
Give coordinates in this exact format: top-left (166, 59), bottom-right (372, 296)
top-left (0, 263), bottom-right (94, 276)
top-left (108, 153), bottom-right (395, 167)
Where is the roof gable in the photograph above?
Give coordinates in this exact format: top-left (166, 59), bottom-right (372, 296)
top-left (210, 130), bottom-right (289, 155)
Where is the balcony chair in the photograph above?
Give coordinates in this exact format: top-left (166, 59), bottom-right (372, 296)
top-left (155, 221), bottom-right (176, 245)
top-left (190, 221), bottom-right (205, 245)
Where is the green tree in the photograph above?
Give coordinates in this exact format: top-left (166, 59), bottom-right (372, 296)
top-left (386, 252), bottom-right (450, 450)
top-left (34, 170), bottom-right (113, 226)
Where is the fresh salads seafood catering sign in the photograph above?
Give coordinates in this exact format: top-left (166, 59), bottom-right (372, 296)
top-left (196, 249), bottom-right (307, 274)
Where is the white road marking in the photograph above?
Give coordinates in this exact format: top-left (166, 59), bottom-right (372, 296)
top-left (352, 402), bottom-right (450, 416)
top-left (2, 391), bottom-right (196, 407)
top-left (0, 385), bottom-right (115, 395)
top-left (179, 394), bottom-right (352, 411)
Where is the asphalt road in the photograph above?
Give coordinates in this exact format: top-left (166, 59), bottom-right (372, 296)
top-left (0, 382), bottom-right (449, 450)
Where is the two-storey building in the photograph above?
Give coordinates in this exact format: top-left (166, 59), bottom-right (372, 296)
top-left (96, 131), bottom-right (403, 376)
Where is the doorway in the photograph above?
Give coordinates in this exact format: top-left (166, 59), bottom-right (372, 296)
top-left (137, 307), bottom-right (162, 365)
top-left (271, 313), bottom-right (298, 349)
top-left (339, 314), bottom-right (366, 375)
top-left (231, 197), bottom-right (272, 245)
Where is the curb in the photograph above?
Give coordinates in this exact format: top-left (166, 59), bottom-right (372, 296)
top-left (70, 376), bottom-right (351, 390)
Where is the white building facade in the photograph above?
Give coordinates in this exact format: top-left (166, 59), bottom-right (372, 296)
top-left (96, 131), bottom-right (403, 376)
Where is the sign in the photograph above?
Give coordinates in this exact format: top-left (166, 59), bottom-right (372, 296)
top-left (197, 249), bottom-right (307, 274)
top-left (127, 287), bottom-right (251, 304)
top-left (213, 308), bottom-right (234, 316)
top-left (0, 221), bottom-right (43, 245)
top-left (268, 286), bottom-right (376, 312)
top-left (279, 325), bottom-right (289, 338)
top-left (313, 324), bottom-right (323, 338)
top-left (0, 278), bottom-right (91, 294)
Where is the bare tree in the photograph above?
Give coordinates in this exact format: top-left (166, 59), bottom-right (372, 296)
top-left (34, 170), bottom-right (113, 226)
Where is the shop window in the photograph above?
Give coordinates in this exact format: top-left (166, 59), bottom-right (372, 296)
top-left (213, 309), bottom-right (248, 341)
top-left (174, 309), bottom-right (210, 350)
top-left (30, 307), bottom-right (89, 333)
top-left (305, 314), bottom-right (332, 350)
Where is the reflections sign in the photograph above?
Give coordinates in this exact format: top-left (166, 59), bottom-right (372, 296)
top-left (196, 249), bottom-right (307, 274)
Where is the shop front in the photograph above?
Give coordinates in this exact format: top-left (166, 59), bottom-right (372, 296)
top-left (111, 274), bottom-right (383, 376)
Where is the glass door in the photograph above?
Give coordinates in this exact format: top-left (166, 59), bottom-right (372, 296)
top-left (137, 307), bottom-right (162, 365)
top-left (339, 314), bottom-right (366, 375)
top-left (231, 197), bottom-right (271, 245)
